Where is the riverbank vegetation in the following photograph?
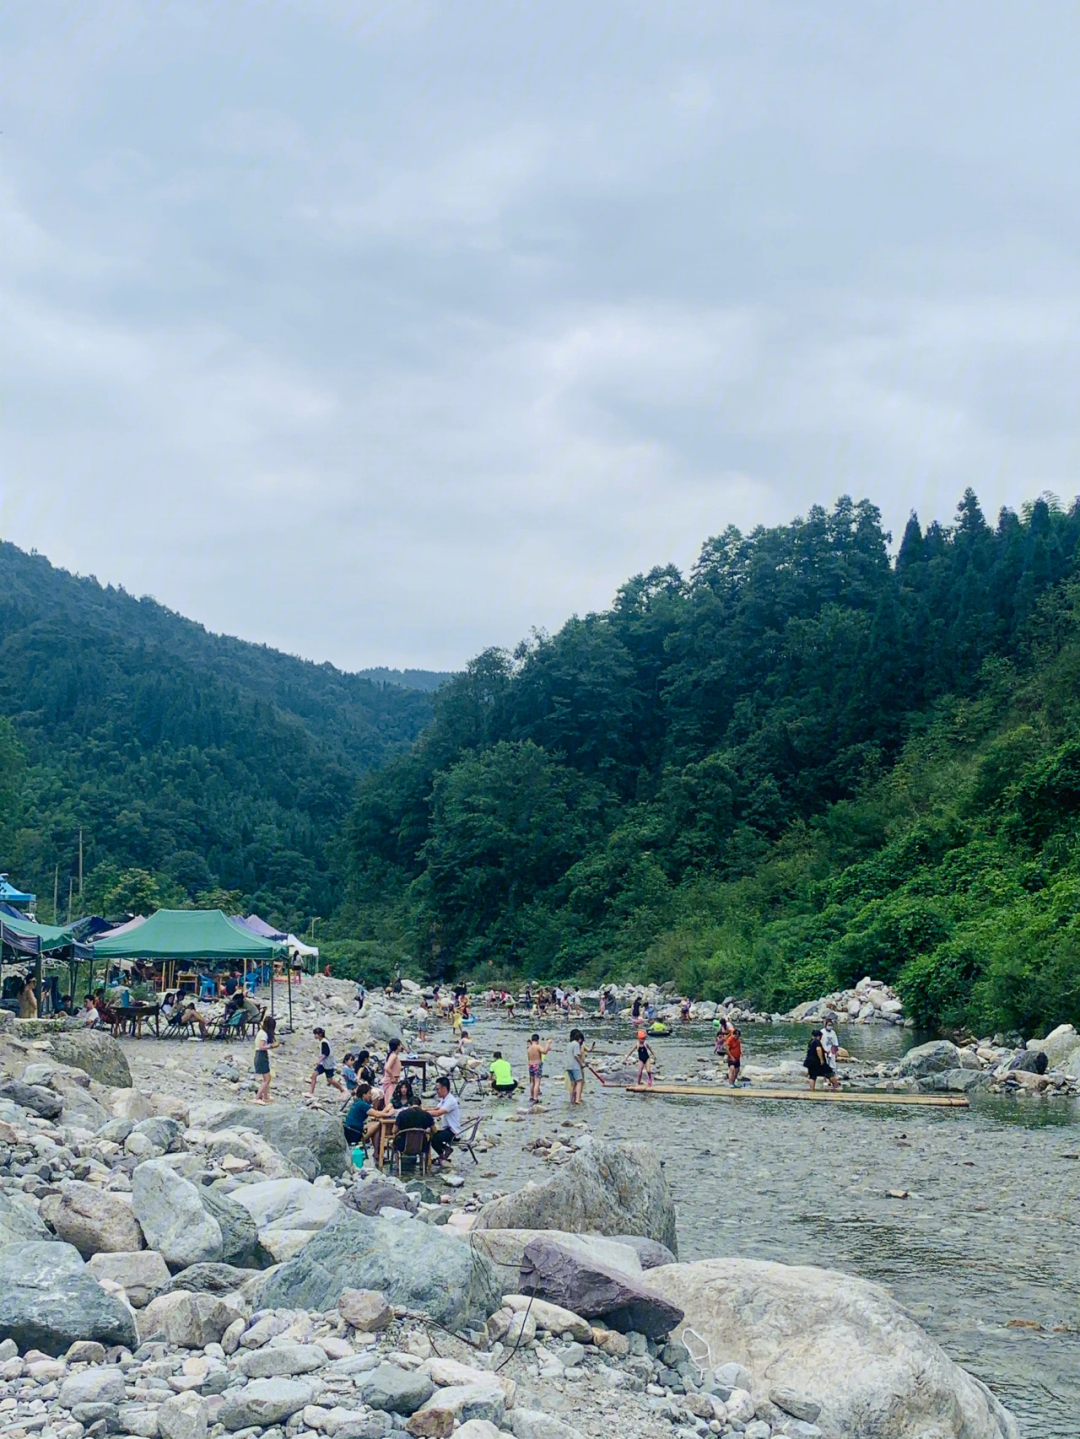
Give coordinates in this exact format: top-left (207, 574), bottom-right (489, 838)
top-left (339, 490), bottom-right (1080, 1034)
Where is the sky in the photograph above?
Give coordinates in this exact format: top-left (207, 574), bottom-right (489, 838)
top-left (2, 2), bottom-right (1080, 672)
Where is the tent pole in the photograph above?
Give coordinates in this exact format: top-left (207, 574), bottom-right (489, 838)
top-left (287, 955), bottom-right (293, 1034)
top-left (269, 955), bottom-right (275, 1019)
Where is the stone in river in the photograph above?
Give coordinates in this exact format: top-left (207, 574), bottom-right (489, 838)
top-left (897, 1040), bottom-right (962, 1077)
top-left (646, 1257), bottom-right (1019, 1439)
top-left (0, 1241), bottom-right (137, 1356)
top-left (519, 1237), bottom-right (684, 1338)
top-left (472, 1141), bottom-right (677, 1256)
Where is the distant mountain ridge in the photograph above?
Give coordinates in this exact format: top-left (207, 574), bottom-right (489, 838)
top-left (0, 542), bottom-right (433, 930)
top-left (355, 667), bottom-right (455, 692)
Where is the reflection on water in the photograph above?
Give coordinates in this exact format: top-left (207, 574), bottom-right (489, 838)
top-left (471, 1011), bottom-right (1080, 1437)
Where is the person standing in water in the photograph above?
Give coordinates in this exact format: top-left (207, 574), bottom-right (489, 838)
top-left (804, 1028), bottom-right (841, 1091)
top-left (624, 1029), bottom-right (656, 1086)
top-left (822, 1018), bottom-right (841, 1072)
top-left (724, 1027), bottom-right (743, 1086)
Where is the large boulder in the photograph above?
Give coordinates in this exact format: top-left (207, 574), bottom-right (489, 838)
top-left (0, 1078), bottom-right (63, 1120)
top-left (461, 1230), bottom-right (642, 1292)
top-left (646, 1258), bottom-right (1019, 1439)
top-left (472, 1142), bottom-right (677, 1256)
top-left (132, 1159), bottom-right (223, 1270)
top-left (196, 1103), bottom-right (347, 1179)
top-left (227, 1177), bottom-right (343, 1235)
top-left (519, 1238), bottom-right (683, 1339)
top-left (166, 1262), bottom-right (263, 1296)
top-left (138, 1291), bottom-right (235, 1347)
top-left (258, 1211), bottom-right (499, 1330)
top-left (1026, 1023), bottom-right (1080, 1071)
top-left (897, 1040), bottom-right (963, 1078)
top-left (44, 1182), bottom-right (145, 1258)
top-left (0, 1241), bottom-right (138, 1355)
top-left (363, 1012), bottom-right (403, 1046)
top-left (86, 1250), bottom-right (171, 1307)
top-left (219, 1378), bottom-right (317, 1430)
top-left (29, 1028), bottom-right (132, 1088)
top-left (0, 1189), bottom-right (52, 1250)
top-left (199, 1188), bottom-right (261, 1268)
top-left (607, 1235), bottom-right (676, 1270)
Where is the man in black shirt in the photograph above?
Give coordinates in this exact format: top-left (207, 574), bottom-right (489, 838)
top-left (393, 1096), bottom-right (434, 1168)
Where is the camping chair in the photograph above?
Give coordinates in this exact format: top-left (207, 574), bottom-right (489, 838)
top-left (162, 1009), bottom-right (196, 1040)
top-left (455, 1114), bottom-right (482, 1165)
top-left (392, 1126), bottom-right (430, 1178)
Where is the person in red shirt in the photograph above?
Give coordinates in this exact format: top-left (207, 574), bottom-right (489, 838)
top-left (724, 1028), bottom-right (742, 1086)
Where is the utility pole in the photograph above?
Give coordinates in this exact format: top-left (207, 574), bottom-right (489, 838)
top-left (66, 876), bottom-right (73, 924)
top-left (53, 866), bottom-right (59, 925)
top-left (78, 829), bottom-right (83, 899)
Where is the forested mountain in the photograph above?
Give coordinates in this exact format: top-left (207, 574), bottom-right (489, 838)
top-left (0, 543), bottom-right (432, 930)
top-left (341, 490), bottom-right (1080, 1033)
top-left (355, 668), bottom-right (453, 692)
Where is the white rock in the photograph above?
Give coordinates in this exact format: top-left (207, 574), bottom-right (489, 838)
top-left (86, 1250), bottom-right (171, 1308)
top-left (227, 1178), bottom-right (343, 1233)
top-left (501, 1295), bottom-right (592, 1342)
top-left (646, 1258), bottom-right (1018, 1439)
top-left (157, 1391), bottom-right (208, 1439)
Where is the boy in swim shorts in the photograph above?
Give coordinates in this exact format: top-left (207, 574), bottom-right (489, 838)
top-left (527, 1033), bottom-right (552, 1104)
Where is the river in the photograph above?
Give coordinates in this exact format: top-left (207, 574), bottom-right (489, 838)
top-left (461, 1010), bottom-right (1080, 1437)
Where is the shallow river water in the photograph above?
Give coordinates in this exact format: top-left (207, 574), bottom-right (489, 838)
top-left (463, 1012), bottom-right (1080, 1438)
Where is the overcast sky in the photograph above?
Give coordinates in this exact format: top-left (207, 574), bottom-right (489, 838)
top-left (3, 3), bottom-right (1080, 671)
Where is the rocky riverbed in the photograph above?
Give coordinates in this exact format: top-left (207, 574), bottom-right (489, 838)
top-left (0, 978), bottom-right (1073, 1436)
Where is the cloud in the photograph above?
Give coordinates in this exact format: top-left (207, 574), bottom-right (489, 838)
top-left (1, 2), bottom-right (1079, 668)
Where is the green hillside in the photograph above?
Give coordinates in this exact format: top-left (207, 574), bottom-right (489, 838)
top-left (0, 543), bottom-right (432, 930)
top-left (341, 490), bottom-right (1080, 1033)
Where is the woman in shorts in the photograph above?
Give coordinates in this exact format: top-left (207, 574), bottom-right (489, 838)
top-left (254, 1015), bottom-right (277, 1104)
top-left (566, 1028), bottom-right (586, 1106)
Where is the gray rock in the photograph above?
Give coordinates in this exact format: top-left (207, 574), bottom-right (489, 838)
top-left (137, 1292), bottom-right (235, 1348)
top-left (71, 1401), bottom-right (120, 1426)
top-left (165, 1262), bottom-right (263, 1296)
top-left (1026, 1023), bottom-right (1080, 1070)
top-left (97, 1118), bottom-right (135, 1144)
top-left (66, 1340), bottom-right (107, 1364)
top-left (0, 1188), bottom-right (52, 1250)
top-left (132, 1117), bottom-right (183, 1152)
top-left (48, 1181), bottom-right (145, 1258)
top-left (341, 1179), bottom-right (416, 1218)
top-left (770, 1387), bottom-right (822, 1423)
top-left (258, 1211), bottom-right (498, 1330)
top-left (919, 1069), bottom-right (991, 1093)
top-left (199, 1189), bottom-right (261, 1268)
top-left (200, 1105), bottom-right (347, 1179)
top-left (31, 1030), bottom-right (132, 1087)
top-left (158, 1392), bottom-right (208, 1439)
top-left (607, 1235), bottom-right (677, 1270)
top-left (1005, 1049), bottom-right (1048, 1075)
top-left (0, 1240), bottom-right (137, 1355)
top-left (897, 1040), bottom-right (962, 1078)
top-left (132, 1160), bottom-right (223, 1270)
top-left (519, 1237), bottom-right (684, 1338)
top-left (236, 1343), bottom-right (328, 1378)
top-left (219, 1377), bottom-right (316, 1430)
top-left (0, 1078), bottom-right (63, 1119)
top-left (358, 1362), bottom-right (433, 1414)
top-left (59, 1088), bottom-right (110, 1131)
top-left (713, 1361), bottom-right (752, 1398)
top-left (59, 1367), bottom-right (127, 1407)
top-left (227, 1177), bottom-right (343, 1235)
top-left (472, 1141), bottom-right (677, 1255)
top-left (416, 1383), bottom-right (503, 1426)
top-left (86, 1250), bottom-right (171, 1307)
top-left (462, 1229), bottom-right (642, 1293)
top-left (508, 1411), bottom-right (586, 1439)
top-left (363, 1013), bottom-right (403, 1046)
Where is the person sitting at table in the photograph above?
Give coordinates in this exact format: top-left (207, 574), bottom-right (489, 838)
top-left (223, 970), bottom-right (240, 996)
top-left (427, 1077), bottom-right (462, 1166)
top-left (343, 1081), bottom-right (375, 1147)
top-left (391, 1076), bottom-right (418, 1109)
top-left (393, 1093), bottom-right (434, 1168)
top-left (177, 999), bottom-right (210, 1038)
top-left (83, 996), bottom-right (101, 1028)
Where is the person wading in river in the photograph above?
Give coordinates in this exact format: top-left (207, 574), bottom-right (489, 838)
top-left (724, 1027), bottom-right (743, 1086)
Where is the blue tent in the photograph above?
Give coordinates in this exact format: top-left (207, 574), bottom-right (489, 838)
top-left (0, 876), bottom-right (35, 912)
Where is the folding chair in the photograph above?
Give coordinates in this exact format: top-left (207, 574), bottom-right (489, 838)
top-left (392, 1126), bottom-right (430, 1178)
top-left (456, 1114), bottom-right (482, 1165)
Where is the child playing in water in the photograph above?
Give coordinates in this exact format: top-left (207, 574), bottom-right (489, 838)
top-left (624, 1029), bottom-right (656, 1086)
top-left (527, 1033), bottom-right (552, 1104)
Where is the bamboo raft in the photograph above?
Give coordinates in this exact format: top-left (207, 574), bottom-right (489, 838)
top-left (625, 1083), bottom-right (969, 1108)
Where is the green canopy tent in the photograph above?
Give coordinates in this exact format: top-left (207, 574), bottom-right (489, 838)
top-left (90, 909), bottom-right (284, 1016)
top-left (0, 916), bottom-right (81, 1016)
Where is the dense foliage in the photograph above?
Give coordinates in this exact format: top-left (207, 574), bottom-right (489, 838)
top-left (341, 490), bottom-right (1080, 1034)
top-left (0, 543), bottom-right (432, 931)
